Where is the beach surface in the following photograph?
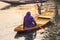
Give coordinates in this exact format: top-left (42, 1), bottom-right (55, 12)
top-left (0, 1), bottom-right (59, 40)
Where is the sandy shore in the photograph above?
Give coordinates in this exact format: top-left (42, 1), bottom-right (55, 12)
top-left (0, 1), bottom-right (55, 40)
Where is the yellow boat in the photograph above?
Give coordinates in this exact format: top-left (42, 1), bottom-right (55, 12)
top-left (14, 4), bottom-right (54, 32)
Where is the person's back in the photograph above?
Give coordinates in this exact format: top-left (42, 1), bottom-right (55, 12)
top-left (23, 12), bottom-right (36, 29)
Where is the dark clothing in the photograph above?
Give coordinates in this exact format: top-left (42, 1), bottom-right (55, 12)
top-left (23, 12), bottom-right (36, 29)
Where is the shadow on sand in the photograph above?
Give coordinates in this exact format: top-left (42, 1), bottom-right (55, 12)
top-left (14, 30), bottom-right (37, 40)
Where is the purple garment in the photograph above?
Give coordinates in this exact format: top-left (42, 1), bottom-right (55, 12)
top-left (23, 12), bottom-right (36, 29)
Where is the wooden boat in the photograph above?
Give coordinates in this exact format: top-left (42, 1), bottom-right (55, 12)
top-left (14, 18), bottom-right (50, 32)
top-left (14, 9), bottom-right (54, 32)
top-left (12, 1), bottom-right (55, 32)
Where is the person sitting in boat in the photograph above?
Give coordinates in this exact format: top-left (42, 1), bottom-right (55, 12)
top-left (23, 11), bottom-right (37, 29)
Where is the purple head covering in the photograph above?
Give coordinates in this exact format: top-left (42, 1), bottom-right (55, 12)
top-left (25, 11), bottom-right (31, 17)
